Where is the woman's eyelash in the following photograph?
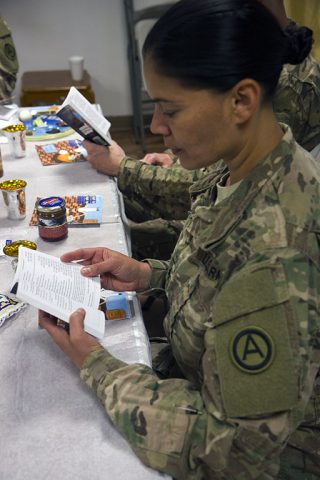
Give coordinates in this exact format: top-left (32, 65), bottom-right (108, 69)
top-left (163, 111), bottom-right (177, 117)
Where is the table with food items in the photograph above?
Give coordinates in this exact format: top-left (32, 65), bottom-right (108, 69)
top-left (0, 105), bottom-right (165, 480)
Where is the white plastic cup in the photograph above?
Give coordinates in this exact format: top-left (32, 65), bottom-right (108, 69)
top-left (68, 55), bottom-right (84, 81)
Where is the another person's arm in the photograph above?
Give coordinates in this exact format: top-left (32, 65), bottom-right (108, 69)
top-left (142, 151), bottom-right (174, 168)
top-left (0, 17), bottom-right (19, 101)
top-left (274, 54), bottom-right (320, 151)
top-left (83, 139), bottom-right (200, 220)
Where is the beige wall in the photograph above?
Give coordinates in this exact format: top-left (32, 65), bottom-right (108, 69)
top-left (1, 0), bottom-right (171, 117)
top-left (285, 0), bottom-right (320, 61)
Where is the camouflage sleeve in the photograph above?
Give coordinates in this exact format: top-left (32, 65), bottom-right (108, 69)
top-left (79, 250), bottom-right (318, 479)
top-left (273, 54), bottom-right (320, 151)
top-left (117, 156), bottom-right (202, 220)
top-left (0, 17), bottom-right (19, 100)
top-left (143, 258), bottom-right (170, 290)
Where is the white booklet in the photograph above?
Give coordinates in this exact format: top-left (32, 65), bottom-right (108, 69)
top-left (10, 247), bottom-right (105, 339)
top-left (56, 86), bottom-right (112, 146)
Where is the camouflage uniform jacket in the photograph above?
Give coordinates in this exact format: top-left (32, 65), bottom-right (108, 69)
top-left (274, 54), bottom-right (320, 152)
top-left (81, 126), bottom-right (320, 479)
top-left (118, 154), bottom-right (201, 221)
top-left (0, 17), bottom-right (18, 101)
top-left (117, 54), bottom-right (320, 223)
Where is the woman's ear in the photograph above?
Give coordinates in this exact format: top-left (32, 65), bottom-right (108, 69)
top-left (230, 79), bottom-right (261, 125)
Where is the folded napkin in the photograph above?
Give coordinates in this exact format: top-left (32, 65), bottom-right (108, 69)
top-left (0, 103), bottom-right (18, 121)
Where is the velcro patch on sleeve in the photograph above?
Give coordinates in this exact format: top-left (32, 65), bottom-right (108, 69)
top-left (211, 265), bottom-right (298, 417)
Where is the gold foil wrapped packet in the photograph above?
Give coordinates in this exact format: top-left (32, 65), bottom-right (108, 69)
top-left (0, 293), bottom-right (26, 328)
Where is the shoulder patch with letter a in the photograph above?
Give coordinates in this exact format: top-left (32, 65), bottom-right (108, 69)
top-left (230, 326), bottom-right (275, 373)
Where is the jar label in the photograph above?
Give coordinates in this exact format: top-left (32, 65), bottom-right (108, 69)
top-left (39, 196), bottom-right (64, 208)
top-left (38, 216), bottom-right (66, 227)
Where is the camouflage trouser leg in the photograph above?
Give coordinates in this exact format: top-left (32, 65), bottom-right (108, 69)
top-left (122, 183), bottom-right (190, 224)
top-left (122, 192), bottom-right (186, 260)
top-left (150, 339), bottom-right (185, 379)
top-left (130, 218), bottom-right (183, 260)
top-left (278, 445), bottom-right (320, 479)
top-left (123, 194), bottom-right (154, 223)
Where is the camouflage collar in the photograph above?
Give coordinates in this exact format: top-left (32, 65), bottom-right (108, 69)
top-left (190, 123), bottom-right (295, 211)
top-left (189, 125), bottom-right (298, 248)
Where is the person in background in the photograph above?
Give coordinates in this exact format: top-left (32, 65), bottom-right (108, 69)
top-left (0, 16), bottom-right (18, 103)
top-left (83, 0), bottom-right (320, 261)
top-left (284, 0), bottom-right (320, 62)
top-left (40, 0), bottom-right (320, 478)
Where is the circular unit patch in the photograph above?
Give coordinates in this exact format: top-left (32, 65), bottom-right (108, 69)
top-left (230, 326), bottom-right (275, 374)
top-left (4, 42), bottom-right (16, 61)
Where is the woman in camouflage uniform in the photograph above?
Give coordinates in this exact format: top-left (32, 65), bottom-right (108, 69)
top-left (40, 1), bottom-right (320, 478)
top-left (82, 2), bottom-right (320, 261)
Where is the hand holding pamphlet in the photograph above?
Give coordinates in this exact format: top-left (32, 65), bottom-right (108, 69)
top-left (11, 247), bottom-right (105, 339)
top-left (56, 87), bottom-right (112, 146)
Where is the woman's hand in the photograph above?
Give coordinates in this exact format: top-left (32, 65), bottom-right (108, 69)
top-left (141, 152), bottom-right (174, 168)
top-left (83, 140), bottom-right (126, 177)
top-left (39, 309), bottom-right (102, 369)
top-left (60, 247), bottom-right (152, 292)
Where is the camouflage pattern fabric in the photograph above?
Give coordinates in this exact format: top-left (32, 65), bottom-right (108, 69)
top-left (0, 17), bottom-right (18, 101)
top-left (119, 157), bottom-right (203, 259)
top-left (118, 156), bottom-right (201, 222)
top-left (129, 217), bottom-right (184, 261)
top-left (81, 125), bottom-right (320, 479)
top-left (274, 54), bottom-right (320, 152)
top-left (118, 54), bottom-right (320, 260)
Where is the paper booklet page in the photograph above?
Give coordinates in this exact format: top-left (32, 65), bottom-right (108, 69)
top-left (12, 247), bottom-right (105, 339)
top-left (63, 87), bottom-right (112, 144)
top-left (71, 87), bottom-right (110, 130)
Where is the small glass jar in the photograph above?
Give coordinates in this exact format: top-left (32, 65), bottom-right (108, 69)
top-left (3, 240), bottom-right (37, 271)
top-left (36, 196), bottom-right (68, 242)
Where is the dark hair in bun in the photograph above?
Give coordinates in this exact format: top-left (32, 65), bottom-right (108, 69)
top-left (143, 0), bottom-right (314, 99)
top-left (283, 22), bottom-right (313, 65)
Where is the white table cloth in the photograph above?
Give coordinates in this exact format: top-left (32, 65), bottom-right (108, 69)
top-left (0, 120), bottom-right (168, 480)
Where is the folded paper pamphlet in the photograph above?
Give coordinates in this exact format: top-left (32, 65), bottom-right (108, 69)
top-left (11, 247), bottom-right (105, 339)
top-left (56, 87), bottom-right (112, 146)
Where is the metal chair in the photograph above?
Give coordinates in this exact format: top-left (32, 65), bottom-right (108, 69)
top-left (123, 0), bottom-right (176, 152)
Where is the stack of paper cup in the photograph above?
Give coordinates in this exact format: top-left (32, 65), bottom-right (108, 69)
top-left (69, 55), bottom-right (84, 81)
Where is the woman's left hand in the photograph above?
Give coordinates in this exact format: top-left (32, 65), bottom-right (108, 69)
top-left (39, 309), bottom-right (102, 369)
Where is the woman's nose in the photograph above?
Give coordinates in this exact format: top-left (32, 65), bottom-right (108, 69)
top-left (150, 108), bottom-right (171, 136)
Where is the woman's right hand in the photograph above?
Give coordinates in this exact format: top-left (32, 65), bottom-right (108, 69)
top-left (83, 140), bottom-right (126, 177)
top-left (60, 247), bottom-right (152, 292)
